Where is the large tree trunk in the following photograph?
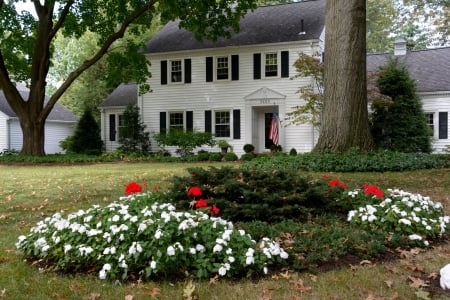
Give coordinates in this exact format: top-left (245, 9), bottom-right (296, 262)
top-left (314, 0), bottom-right (374, 152)
top-left (20, 115), bottom-right (46, 156)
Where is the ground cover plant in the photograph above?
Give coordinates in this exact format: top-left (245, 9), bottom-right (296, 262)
top-left (1, 157), bottom-right (450, 299)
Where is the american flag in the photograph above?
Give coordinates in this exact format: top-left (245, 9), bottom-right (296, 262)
top-left (269, 113), bottom-right (279, 145)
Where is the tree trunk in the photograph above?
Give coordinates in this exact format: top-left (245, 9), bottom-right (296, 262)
top-left (20, 115), bottom-right (46, 156)
top-left (314, 0), bottom-right (374, 152)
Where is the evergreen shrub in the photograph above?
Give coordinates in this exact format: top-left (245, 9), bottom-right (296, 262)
top-left (223, 152), bottom-right (238, 161)
top-left (69, 109), bottom-right (103, 155)
top-left (240, 153), bottom-right (254, 161)
top-left (165, 167), bottom-right (343, 223)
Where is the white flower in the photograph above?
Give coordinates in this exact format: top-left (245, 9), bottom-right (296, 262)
top-left (99, 269), bottom-right (107, 280)
top-left (280, 250), bottom-right (289, 259)
top-left (218, 266), bottom-right (227, 276)
top-left (263, 267), bottom-right (268, 274)
top-left (368, 215), bottom-right (377, 223)
top-left (155, 229), bottom-right (163, 239)
top-left (399, 218), bottom-right (411, 226)
top-left (228, 256), bottom-right (235, 263)
top-left (408, 234), bottom-right (422, 241)
top-left (64, 244), bottom-right (72, 253)
top-left (167, 246), bottom-right (175, 256)
top-left (112, 215), bottom-right (120, 222)
top-left (150, 260), bottom-right (157, 269)
top-left (120, 260), bottom-right (128, 268)
top-left (213, 244), bottom-right (223, 253)
top-left (245, 256), bottom-right (255, 265)
top-left (103, 263), bottom-right (111, 271)
top-left (196, 244), bottom-right (205, 253)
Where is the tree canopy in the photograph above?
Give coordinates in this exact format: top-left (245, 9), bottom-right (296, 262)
top-left (0, 0), bottom-right (256, 155)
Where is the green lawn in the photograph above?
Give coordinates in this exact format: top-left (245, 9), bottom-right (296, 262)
top-left (1, 162), bottom-right (450, 299)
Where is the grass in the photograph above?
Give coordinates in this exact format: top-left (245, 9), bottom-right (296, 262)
top-left (1, 162), bottom-right (450, 299)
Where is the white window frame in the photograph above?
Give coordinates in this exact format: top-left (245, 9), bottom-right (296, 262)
top-left (170, 60), bottom-right (183, 84)
top-left (168, 111), bottom-right (185, 131)
top-left (425, 112), bottom-right (435, 138)
top-left (215, 56), bottom-right (230, 81)
top-left (213, 109), bottom-right (231, 138)
top-left (264, 52), bottom-right (279, 78)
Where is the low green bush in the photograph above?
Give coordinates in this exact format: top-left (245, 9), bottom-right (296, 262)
top-left (223, 152), bottom-right (238, 161)
top-left (240, 153), bottom-right (254, 161)
top-left (209, 152), bottom-right (223, 161)
top-left (164, 167), bottom-right (344, 223)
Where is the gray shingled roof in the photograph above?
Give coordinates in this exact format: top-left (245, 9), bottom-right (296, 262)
top-left (98, 83), bottom-right (138, 108)
top-left (367, 47), bottom-right (450, 93)
top-left (144, 0), bottom-right (325, 54)
top-left (0, 85), bottom-right (77, 122)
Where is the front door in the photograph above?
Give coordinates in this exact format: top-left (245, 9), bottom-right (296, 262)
top-left (252, 106), bottom-right (278, 152)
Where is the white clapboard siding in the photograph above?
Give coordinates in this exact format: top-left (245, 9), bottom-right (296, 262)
top-left (0, 112), bottom-right (8, 151)
top-left (421, 92), bottom-right (450, 153)
top-left (143, 40), bottom-right (320, 155)
top-left (100, 107), bottom-right (126, 152)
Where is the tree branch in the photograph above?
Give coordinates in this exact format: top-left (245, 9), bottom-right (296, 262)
top-left (49, 0), bottom-right (75, 40)
top-left (44, 0), bottom-right (158, 118)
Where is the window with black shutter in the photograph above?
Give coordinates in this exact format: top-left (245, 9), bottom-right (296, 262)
top-left (161, 61), bottom-right (167, 85)
top-left (439, 112), bottom-right (448, 139)
top-left (184, 59), bottom-right (191, 83)
top-left (253, 53), bottom-right (261, 80)
top-left (281, 51), bottom-right (289, 78)
top-left (186, 111), bottom-right (193, 131)
top-left (231, 55), bottom-right (239, 81)
top-left (160, 112), bottom-right (167, 134)
top-left (206, 57), bottom-right (213, 82)
top-left (109, 114), bottom-right (116, 141)
top-left (233, 109), bottom-right (240, 139)
top-left (205, 110), bottom-right (212, 133)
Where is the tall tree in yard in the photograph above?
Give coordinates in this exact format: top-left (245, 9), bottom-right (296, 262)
top-left (0, 0), bottom-right (256, 156)
top-left (314, 0), bottom-right (374, 152)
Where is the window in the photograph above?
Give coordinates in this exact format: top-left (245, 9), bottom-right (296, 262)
top-left (265, 53), bottom-right (278, 77)
top-left (216, 57), bottom-right (229, 80)
top-left (171, 60), bottom-right (182, 83)
top-left (169, 112), bottom-right (184, 130)
top-left (215, 111), bottom-right (230, 137)
top-left (425, 113), bottom-right (434, 136)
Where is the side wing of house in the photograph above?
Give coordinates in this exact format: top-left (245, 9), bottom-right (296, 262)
top-left (99, 107), bottom-right (127, 152)
top-left (142, 41), bottom-right (320, 156)
top-left (0, 111), bottom-right (9, 151)
top-left (421, 93), bottom-right (450, 153)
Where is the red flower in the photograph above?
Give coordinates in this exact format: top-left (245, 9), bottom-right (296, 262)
top-left (187, 186), bottom-right (202, 197)
top-left (322, 175), bottom-right (329, 179)
top-left (125, 182), bottom-right (143, 195)
top-left (192, 173), bottom-right (197, 177)
top-left (363, 185), bottom-right (384, 198)
top-left (153, 184), bottom-right (160, 192)
top-left (208, 205), bottom-right (220, 215)
top-left (329, 179), bottom-right (348, 189)
top-left (195, 199), bottom-right (208, 208)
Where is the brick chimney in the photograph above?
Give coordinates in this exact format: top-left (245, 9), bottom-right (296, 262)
top-left (394, 38), bottom-right (407, 56)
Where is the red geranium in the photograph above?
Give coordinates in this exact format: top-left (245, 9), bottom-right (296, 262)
top-left (187, 186), bottom-right (203, 197)
top-left (195, 199), bottom-right (208, 208)
top-left (329, 179), bottom-right (348, 189)
top-left (208, 205), bottom-right (220, 215)
top-left (363, 184), bottom-right (384, 198)
top-left (125, 182), bottom-right (143, 195)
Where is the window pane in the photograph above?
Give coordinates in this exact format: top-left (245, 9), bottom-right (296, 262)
top-left (169, 112), bottom-right (184, 130)
top-left (216, 57), bottom-right (229, 80)
top-left (426, 113), bottom-right (434, 136)
top-left (215, 111), bottom-right (230, 137)
top-left (171, 60), bottom-right (182, 83)
top-left (265, 53), bottom-right (278, 77)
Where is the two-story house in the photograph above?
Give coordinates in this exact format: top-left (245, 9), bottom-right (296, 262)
top-left (99, 0), bottom-right (450, 155)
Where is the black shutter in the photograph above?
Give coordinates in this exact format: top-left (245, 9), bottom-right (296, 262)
top-left (231, 55), bottom-right (239, 81)
top-left (206, 57), bottom-right (213, 82)
top-left (160, 112), bottom-right (167, 134)
top-left (253, 53), bottom-right (261, 80)
top-left (439, 112), bottom-right (448, 139)
top-left (205, 110), bottom-right (212, 133)
top-left (160, 60), bottom-right (167, 85)
top-left (184, 59), bottom-right (191, 83)
top-left (109, 114), bottom-right (116, 141)
top-left (187, 111), bottom-right (193, 131)
top-left (281, 51), bottom-right (289, 78)
top-left (233, 109), bottom-right (240, 139)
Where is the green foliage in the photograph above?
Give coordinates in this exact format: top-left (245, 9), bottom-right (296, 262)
top-left (242, 150), bottom-right (450, 172)
top-left (288, 52), bottom-right (323, 126)
top-left (371, 58), bottom-right (432, 153)
top-left (209, 152), bottom-right (224, 162)
top-left (118, 104), bottom-right (151, 154)
top-left (16, 192), bottom-right (288, 281)
top-left (165, 167), bottom-right (343, 223)
top-left (69, 109), bottom-right (103, 155)
top-left (289, 148), bottom-right (297, 156)
top-left (240, 153), bottom-right (254, 161)
top-left (223, 152), bottom-right (238, 161)
top-left (243, 144), bottom-right (255, 153)
top-left (153, 130), bottom-right (216, 156)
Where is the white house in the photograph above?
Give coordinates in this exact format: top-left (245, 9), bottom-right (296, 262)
top-left (99, 0), bottom-right (450, 155)
top-left (0, 85), bottom-right (77, 154)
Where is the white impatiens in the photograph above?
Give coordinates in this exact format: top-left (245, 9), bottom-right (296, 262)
top-left (16, 192), bottom-right (289, 281)
top-left (347, 189), bottom-right (450, 246)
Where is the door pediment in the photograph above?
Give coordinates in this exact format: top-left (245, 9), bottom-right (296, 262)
top-left (245, 87), bottom-right (286, 101)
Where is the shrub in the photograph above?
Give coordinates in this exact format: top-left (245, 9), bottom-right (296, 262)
top-left (165, 167), bottom-right (343, 223)
top-left (240, 153), bottom-right (254, 161)
top-left (118, 104), bottom-right (151, 154)
top-left (289, 148), bottom-right (297, 156)
top-left (69, 109), bottom-right (103, 155)
top-left (16, 191), bottom-right (288, 281)
top-left (196, 151), bottom-right (210, 161)
top-left (209, 152), bottom-right (223, 161)
top-left (223, 152), bottom-right (238, 161)
top-left (243, 144), bottom-right (255, 153)
top-left (153, 130), bottom-right (215, 157)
